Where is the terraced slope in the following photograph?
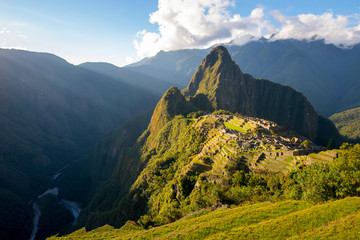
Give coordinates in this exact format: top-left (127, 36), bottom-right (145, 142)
top-left (48, 197), bottom-right (360, 239)
top-left (187, 114), bottom-right (331, 183)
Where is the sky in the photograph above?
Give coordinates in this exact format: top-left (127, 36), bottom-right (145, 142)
top-left (1, 0), bottom-right (360, 66)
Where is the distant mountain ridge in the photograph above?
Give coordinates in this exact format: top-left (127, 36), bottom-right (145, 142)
top-left (79, 62), bottom-right (173, 96)
top-left (126, 49), bottom-right (208, 87)
top-left (125, 39), bottom-right (360, 117)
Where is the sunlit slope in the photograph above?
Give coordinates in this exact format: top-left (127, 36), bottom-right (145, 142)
top-left (330, 107), bottom-right (360, 142)
top-left (48, 197), bottom-right (360, 239)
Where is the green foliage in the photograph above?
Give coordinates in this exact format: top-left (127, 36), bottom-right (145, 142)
top-left (284, 144), bottom-right (360, 202)
top-left (212, 109), bottom-right (233, 115)
top-left (126, 116), bottom-right (204, 226)
top-left (127, 142), bottom-right (360, 230)
top-left (187, 111), bottom-right (204, 118)
top-left (300, 140), bottom-right (311, 149)
top-left (330, 107), bottom-right (360, 141)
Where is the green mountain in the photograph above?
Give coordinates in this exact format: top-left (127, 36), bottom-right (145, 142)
top-left (330, 107), bottom-right (360, 142)
top-left (0, 48), bottom-right (157, 239)
top-left (183, 46), bottom-right (339, 146)
top-left (49, 197), bottom-right (360, 240)
top-left (60, 46), bottom-right (342, 234)
top-left (125, 39), bottom-right (360, 117)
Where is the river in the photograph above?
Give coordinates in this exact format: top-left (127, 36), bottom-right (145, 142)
top-left (29, 165), bottom-right (81, 240)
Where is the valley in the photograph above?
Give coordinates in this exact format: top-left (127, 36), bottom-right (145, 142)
top-left (29, 162), bottom-right (81, 240)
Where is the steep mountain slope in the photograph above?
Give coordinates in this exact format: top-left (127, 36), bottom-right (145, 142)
top-left (330, 107), bottom-right (360, 142)
top-left (125, 39), bottom-right (360, 117)
top-left (0, 48), bottom-right (157, 240)
top-left (65, 46), bottom-right (341, 233)
top-left (79, 62), bottom-right (173, 96)
top-left (228, 39), bottom-right (360, 117)
top-left (183, 46), bottom-right (339, 146)
top-left (48, 197), bottom-right (360, 240)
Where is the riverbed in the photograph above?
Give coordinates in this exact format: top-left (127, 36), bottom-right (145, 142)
top-left (29, 165), bottom-right (81, 240)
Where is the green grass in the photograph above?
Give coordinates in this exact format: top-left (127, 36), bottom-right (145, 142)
top-left (48, 197), bottom-right (360, 240)
top-left (207, 197), bottom-right (360, 239)
top-left (290, 211), bottom-right (360, 239)
top-left (224, 122), bottom-right (247, 133)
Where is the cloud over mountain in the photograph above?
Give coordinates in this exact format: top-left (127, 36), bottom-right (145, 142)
top-left (133, 0), bottom-right (360, 59)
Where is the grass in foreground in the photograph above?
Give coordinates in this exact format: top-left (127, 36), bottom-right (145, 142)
top-left (49, 198), bottom-right (360, 240)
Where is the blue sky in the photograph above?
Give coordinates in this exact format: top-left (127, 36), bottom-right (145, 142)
top-left (1, 0), bottom-right (359, 66)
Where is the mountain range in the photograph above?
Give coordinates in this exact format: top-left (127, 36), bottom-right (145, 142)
top-left (122, 39), bottom-right (360, 117)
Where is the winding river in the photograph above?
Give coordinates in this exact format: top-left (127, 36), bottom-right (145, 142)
top-left (29, 165), bottom-right (81, 240)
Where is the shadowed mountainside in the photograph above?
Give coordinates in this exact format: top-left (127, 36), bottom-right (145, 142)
top-left (0, 48), bottom-right (157, 240)
top-left (79, 62), bottom-right (173, 97)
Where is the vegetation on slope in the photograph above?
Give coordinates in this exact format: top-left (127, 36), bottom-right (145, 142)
top-left (48, 197), bottom-right (360, 239)
top-left (76, 107), bottom-right (359, 234)
top-left (330, 107), bottom-right (360, 142)
top-left (183, 46), bottom-right (340, 147)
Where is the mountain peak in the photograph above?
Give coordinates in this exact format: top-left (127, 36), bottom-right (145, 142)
top-left (183, 45), bottom-right (243, 110)
top-left (202, 45), bottom-right (232, 67)
top-left (182, 46), bottom-right (339, 144)
top-left (149, 87), bottom-right (195, 133)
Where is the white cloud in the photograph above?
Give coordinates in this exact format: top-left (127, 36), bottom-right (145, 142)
top-left (0, 25), bottom-right (29, 49)
top-left (0, 27), bottom-right (10, 34)
top-left (271, 11), bottom-right (360, 46)
top-left (125, 56), bottom-right (136, 65)
top-left (133, 0), bottom-right (360, 59)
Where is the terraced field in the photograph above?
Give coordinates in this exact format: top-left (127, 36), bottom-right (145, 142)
top-left (48, 197), bottom-right (360, 239)
top-left (189, 114), bottom-right (334, 178)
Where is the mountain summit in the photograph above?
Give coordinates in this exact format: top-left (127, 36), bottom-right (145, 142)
top-left (183, 46), bottom-right (339, 145)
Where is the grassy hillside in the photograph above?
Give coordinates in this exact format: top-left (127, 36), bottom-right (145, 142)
top-left (329, 107), bottom-right (360, 142)
top-left (48, 197), bottom-right (360, 239)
